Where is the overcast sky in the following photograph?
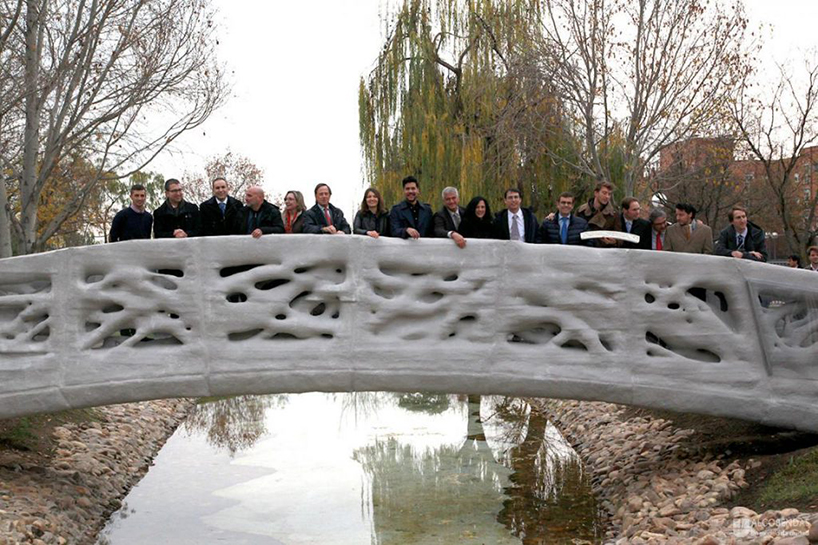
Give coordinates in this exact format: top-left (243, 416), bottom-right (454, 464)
top-left (152, 0), bottom-right (818, 213)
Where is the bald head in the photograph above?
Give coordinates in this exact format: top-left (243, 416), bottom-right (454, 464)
top-left (245, 186), bottom-right (265, 211)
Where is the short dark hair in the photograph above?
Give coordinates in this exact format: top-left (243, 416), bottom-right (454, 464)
top-left (212, 177), bottom-right (227, 187)
top-left (789, 254), bottom-right (802, 266)
top-left (558, 191), bottom-right (575, 202)
top-left (676, 203), bottom-right (697, 218)
top-left (621, 196), bottom-right (639, 210)
top-left (504, 187), bottom-right (522, 199)
top-left (595, 180), bottom-right (615, 193)
top-left (314, 183), bottom-right (331, 196)
top-left (130, 184), bottom-right (146, 194)
top-left (728, 205), bottom-right (747, 222)
top-left (402, 176), bottom-right (419, 188)
top-left (164, 178), bottom-right (180, 191)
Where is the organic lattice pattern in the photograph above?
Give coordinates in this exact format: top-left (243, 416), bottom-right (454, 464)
top-left (0, 237), bottom-right (815, 432)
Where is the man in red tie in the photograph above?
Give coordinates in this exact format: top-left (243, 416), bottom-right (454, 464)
top-left (303, 183), bottom-right (351, 235)
top-left (648, 208), bottom-right (667, 251)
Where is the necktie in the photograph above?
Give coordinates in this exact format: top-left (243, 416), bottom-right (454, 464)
top-left (656, 232), bottom-right (663, 251)
top-left (737, 234), bottom-right (744, 249)
top-left (626, 220), bottom-right (632, 233)
top-left (560, 217), bottom-right (568, 244)
top-left (684, 224), bottom-right (691, 240)
top-left (324, 207), bottom-right (333, 227)
top-left (452, 211), bottom-right (461, 230)
top-left (511, 214), bottom-right (521, 241)
top-left (219, 202), bottom-right (226, 216)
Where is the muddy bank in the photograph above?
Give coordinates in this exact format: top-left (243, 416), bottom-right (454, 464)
top-left (0, 399), bottom-right (192, 545)
top-left (538, 399), bottom-right (818, 544)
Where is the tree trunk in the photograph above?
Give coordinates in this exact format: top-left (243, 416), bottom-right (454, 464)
top-left (0, 174), bottom-right (12, 258)
top-left (20, 0), bottom-right (41, 255)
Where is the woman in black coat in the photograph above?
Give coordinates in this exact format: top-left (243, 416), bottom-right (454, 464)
top-left (353, 187), bottom-right (390, 237)
top-left (459, 196), bottom-right (497, 239)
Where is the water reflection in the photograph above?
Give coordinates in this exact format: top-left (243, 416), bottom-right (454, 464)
top-left (183, 395), bottom-right (287, 455)
top-left (98, 393), bottom-right (601, 544)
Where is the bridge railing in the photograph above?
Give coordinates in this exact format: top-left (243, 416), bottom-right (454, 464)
top-left (0, 236), bottom-right (816, 431)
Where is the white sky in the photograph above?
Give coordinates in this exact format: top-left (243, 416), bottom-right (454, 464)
top-left (152, 0), bottom-right (818, 214)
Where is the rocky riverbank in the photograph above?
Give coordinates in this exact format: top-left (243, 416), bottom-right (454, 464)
top-left (0, 399), bottom-right (193, 545)
top-left (538, 399), bottom-right (818, 544)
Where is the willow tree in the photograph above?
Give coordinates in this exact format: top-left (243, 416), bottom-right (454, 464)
top-left (359, 0), bottom-right (583, 214)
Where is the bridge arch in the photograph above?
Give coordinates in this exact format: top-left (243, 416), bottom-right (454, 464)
top-left (0, 236), bottom-right (816, 432)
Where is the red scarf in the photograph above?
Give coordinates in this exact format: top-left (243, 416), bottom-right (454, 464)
top-left (285, 210), bottom-right (300, 233)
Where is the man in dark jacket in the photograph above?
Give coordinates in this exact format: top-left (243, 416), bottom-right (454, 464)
top-left (575, 180), bottom-right (621, 247)
top-left (153, 179), bottom-right (201, 238)
top-left (619, 197), bottom-right (651, 249)
top-left (389, 176), bottom-right (433, 239)
top-left (303, 183), bottom-right (351, 235)
top-left (494, 188), bottom-right (539, 243)
top-left (109, 184), bottom-right (152, 242)
top-left (715, 205), bottom-right (767, 262)
top-left (539, 192), bottom-right (590, 246)
top-left (238, 186), bottom-right (284, 237)
top-left (199, 177), bottom-right (243, 236)
top-left (433, 186), bottom-right (466, 248)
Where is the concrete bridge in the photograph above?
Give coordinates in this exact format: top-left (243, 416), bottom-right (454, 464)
top-left (0, 236), bottom-right (816, 432)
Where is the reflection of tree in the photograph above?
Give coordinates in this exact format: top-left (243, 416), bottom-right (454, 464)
top-left (183, 395), bottom-right (287, 456)
top-left (496, 401), bottom-right (602, 544)
top-left (353, 398), bottom-right (517, 545)
top-left (395, 393), bottom-right (451, 415)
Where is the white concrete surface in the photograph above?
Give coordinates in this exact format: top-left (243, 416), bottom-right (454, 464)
top-left (0, 236), bottom-right (815, 431)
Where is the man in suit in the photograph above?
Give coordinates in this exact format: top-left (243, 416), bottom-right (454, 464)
top-left (575, 180), bottom-right (622, 247)
top-left (109, 184), bottom-right (153, 242)
top-left (664, 203), bottom-right (714, 254)
top-left (238, 186), bottom-right (284, 238)
top-left (539, 192), bottom-right (590, 245)
top-left (648, 208), bottom-right (668, 251)
top-left (715, 206), bottom-right (767, 262)
top-left (389, 176), bottom-right (433, 239)
top-left (619, 197), bottom-right (651, 249)
top-left (303, 183), bottom-right (351, 235)
top-left (806, 246), bottom-right (818, 271)
top-left (433, 186), bottom-right (466, 248)
top-left (153, 179), bottom-right (201, 239)
top-left (199, 177), bottom-right (243, 236)
top-left (493, 188), bottom-right (539, 243)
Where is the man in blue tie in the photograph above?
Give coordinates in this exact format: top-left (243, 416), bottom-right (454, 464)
top-left (199, 177), bottom-right (244, 236)
top-left (715, 205), bottom-right (767, 262)
top-left (538, 192), bottom-right (590, 246)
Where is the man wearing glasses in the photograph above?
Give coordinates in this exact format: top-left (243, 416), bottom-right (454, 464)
top-left (648, 209), bottom-right (668, 251)
top-left (153, 179), bottom-right (201, 239)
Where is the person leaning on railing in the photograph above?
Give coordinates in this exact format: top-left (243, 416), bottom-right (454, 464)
top-left (353, 187), bottom-right (390, 238)
top-left (458, 196), bottom-right (497, 239)
top-left (715, 205), bottom-right (767, 262)
top-left (282, 190), bottom-right (307, 234)
top-left (303, 183), bottom-right (351, 235)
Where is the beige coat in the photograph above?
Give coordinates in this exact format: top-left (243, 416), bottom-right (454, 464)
top-left (665, 221), bottom-right (714, 254)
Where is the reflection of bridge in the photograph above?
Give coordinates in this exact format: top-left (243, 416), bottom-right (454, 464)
top-left (0, 237), bottom-right (816, 432)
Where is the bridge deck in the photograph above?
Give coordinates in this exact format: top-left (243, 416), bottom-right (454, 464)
top-left (0, 236), bottom-right (815, 432)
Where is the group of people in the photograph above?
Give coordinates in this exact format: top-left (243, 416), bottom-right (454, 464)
top-left (108, 176), bottom-right (818, 270)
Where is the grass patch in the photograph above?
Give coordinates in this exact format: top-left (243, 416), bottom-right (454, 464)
top-left (0, 408), bottom-right (104, 454)
top-left (0, 417), bottom-right (36, 450)
top-left (758, 448), bottom-right (818, 506)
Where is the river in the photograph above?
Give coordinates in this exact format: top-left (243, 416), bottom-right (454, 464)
top-left (97, 392), bottom-right (602, 544)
